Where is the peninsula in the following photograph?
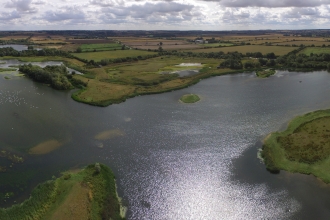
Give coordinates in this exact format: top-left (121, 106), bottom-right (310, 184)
top-left (0, 163), bottom-right (125, 220)
top-left (261, 109), bottom-right (330, 183)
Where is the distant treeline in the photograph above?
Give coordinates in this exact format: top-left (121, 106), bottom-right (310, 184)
top-left (19, 64), bottom-right (87, 90)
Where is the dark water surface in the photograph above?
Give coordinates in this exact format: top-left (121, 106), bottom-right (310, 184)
top-left (1, 70), bottom-right (330, 219)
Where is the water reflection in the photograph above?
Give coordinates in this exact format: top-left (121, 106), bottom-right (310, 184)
top-left (0, 70), bottom-right (330, 219)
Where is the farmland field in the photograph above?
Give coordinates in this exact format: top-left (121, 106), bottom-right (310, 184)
top-left (299, 47), bottom-right (330, 55)
top-left (80, 43), bottom-right (122, 52)
top-left (276, 40), bottom-right (330, 46)
top-left (184, 45), bottom-right (296, 55)
top-left (72, 50), bottom-right (157, 61)
top-left (113, 37), bottom-right (198, 50)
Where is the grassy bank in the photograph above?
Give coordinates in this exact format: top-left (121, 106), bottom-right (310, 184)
top-left (0, 163), bottom-right (125, 220)
top-left (180, 94), bottom-right (200, 103)
top-left (261, 109), bottom-right (330, 183)
top-left (71, 57), bottom-right (239, 107)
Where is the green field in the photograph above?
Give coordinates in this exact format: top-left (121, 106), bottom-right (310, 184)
top-left (262, 109), bottom-right (330, 183)
top-left (72, 50), bottom-right (157, 61)
top-left (80, 43), bottom-right (122, 52)
top-left (299, 47), bottom-right (330, 55)
top-left (186, 45), bottom-right (296, 56)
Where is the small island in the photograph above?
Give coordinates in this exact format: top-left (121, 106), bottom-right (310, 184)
top-left (0, 163), bottom-right (125, 220)
top-left (261, 109), bottom-right (330, 183)
top-left (256, 69), bottom-right (276, 78)
top-left (180, 94), bottom-right (200, 103)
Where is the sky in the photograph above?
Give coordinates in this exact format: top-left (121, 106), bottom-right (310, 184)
top-left (1, 0), bottom-right (330, 30)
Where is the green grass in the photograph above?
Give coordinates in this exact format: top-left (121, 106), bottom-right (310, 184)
top-left (0, 164), bottom-right (124, 220)
top-left (256, 69), bottom-right (275, 78)
top-left (80, 43), bottom-right (122, 52)
top-left (72, 50), bottom-right (157, 62)
top-left (299, 47), bottom-right (330, 55)
top-left (0, 68), bottom-right (17, 72)
top-left (180, 94), bottom-right (200, 103)
top-left (262, 109), bottom-right (330, 183)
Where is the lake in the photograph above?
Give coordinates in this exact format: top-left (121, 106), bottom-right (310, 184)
top-left (1, 69), bottom-right (330, 219)
top-left (0, 45), bottom-right (41, 51)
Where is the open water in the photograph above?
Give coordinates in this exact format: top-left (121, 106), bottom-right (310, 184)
top-left (1, 68), bottom-right (330, 219)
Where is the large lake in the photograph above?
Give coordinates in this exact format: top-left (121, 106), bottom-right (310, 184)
top-left (1, 68), bottom-right (330, 219)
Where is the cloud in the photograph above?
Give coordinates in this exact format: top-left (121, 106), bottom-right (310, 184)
top-left (42, 6), bottom-right (86, 23)
top-left (0, 10), bottom-right (21, 21)
top-left (217, 0), bottom-right (330, 8)
top-left (90, 0), bottom-right (124, 7)
top-left (5, 0), bottom-right (38, 13)
top-left (100, 1), bottom-right (196, 23)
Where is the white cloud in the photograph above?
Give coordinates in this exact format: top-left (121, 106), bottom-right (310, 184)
top-left (0, 0), bottom-right (330, 29)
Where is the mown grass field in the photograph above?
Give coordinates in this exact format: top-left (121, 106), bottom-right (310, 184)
top-left (262, 109), bottom-right (330, 183)
top-left (299, 47), bottom-right (330, 55)
top-left (185, 45), bottom-right (296, 55)
top-left (72, 50), bottom-right (157, 61)
top-left (80, 43), bottom-right (122, 52)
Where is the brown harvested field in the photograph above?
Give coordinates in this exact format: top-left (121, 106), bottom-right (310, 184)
top-left (185, 45), bottom-right (296, 55)
top-left (0, 35), bottom-right (30, 40)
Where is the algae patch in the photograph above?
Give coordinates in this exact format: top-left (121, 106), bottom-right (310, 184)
top-left (94, 129), bottom-right (125, 140)
top-left (29, 139), bottom-right (64, 155)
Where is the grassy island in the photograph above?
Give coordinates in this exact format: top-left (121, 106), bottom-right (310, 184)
top-left (180, 94), bottom-right (200, 103)
top-left (256, 69), bottom-right (276, 78)
top-left (0, 163), bottom-right (125, 220)
top-left (261, 109), bottom-right (330, 183)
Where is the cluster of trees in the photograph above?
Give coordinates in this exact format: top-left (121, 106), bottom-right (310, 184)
top-left (0, 47), bottom-right (74, 59)
top-left (219, 53), bottom-right (243, 69)
top-left (246, 52), bottom-right (276, 59)
top-left (276, 53), bottom-right (330, 69)
top-left (19, 64), bottom-right (80, 90)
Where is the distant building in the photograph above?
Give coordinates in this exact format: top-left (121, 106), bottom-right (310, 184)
top-left (195, 40), bottom-right (208, 44)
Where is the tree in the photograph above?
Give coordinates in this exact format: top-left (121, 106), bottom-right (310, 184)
top-left (95, 163), bottom-right (101, 173)
top-left (122, 45), bottom-right (125, 50)
top-left (76, 47), bottom-right (82, 53)
top-left (160, 42), bottom-right (163, 46)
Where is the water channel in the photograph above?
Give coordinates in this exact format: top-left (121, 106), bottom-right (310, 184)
top-left (1, 67), bottom-right (330, 219)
